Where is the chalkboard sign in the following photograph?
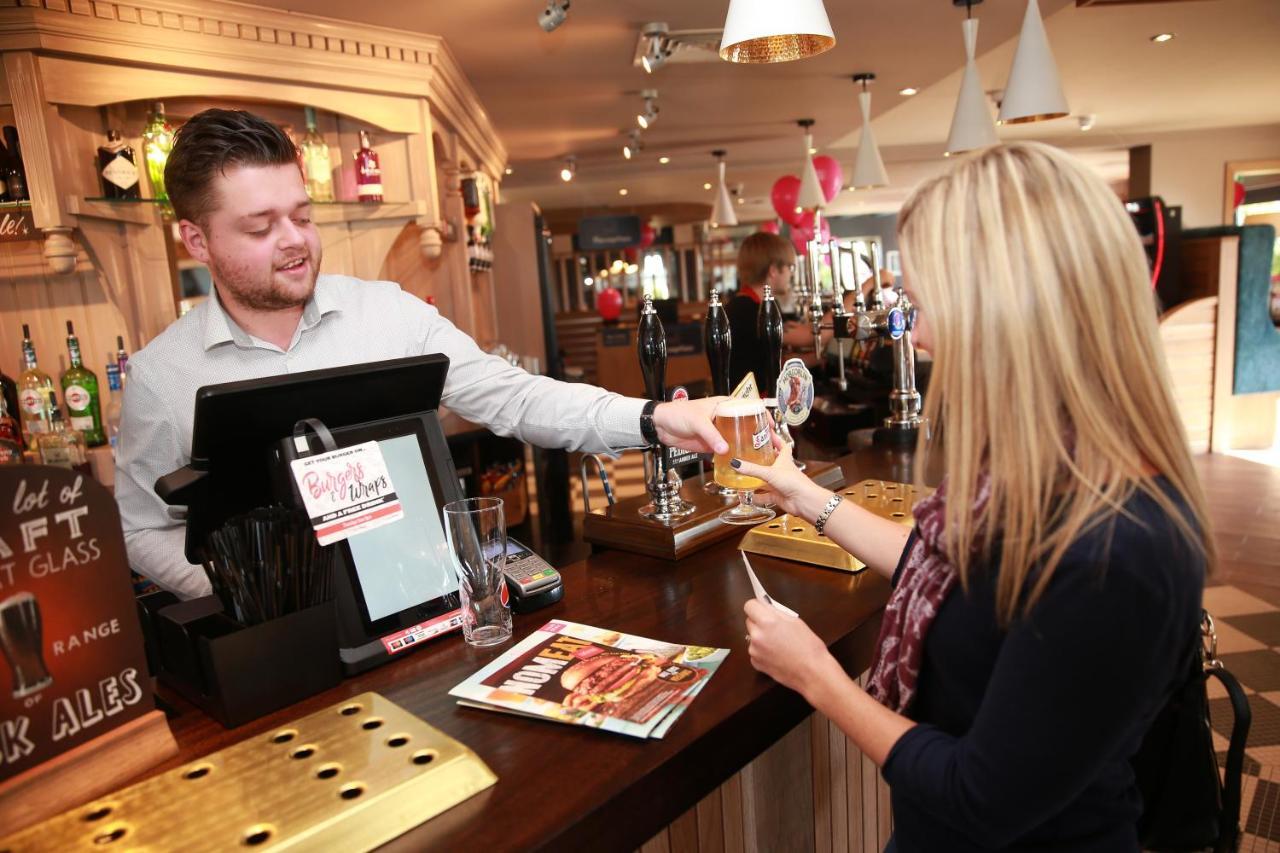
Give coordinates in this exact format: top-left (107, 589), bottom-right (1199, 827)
top-left (601, 327), bottom-right (631, 348)
top-left (0, 210), bottom-right (36, 244)
top-left (0, 466), bottom-right (154, 783)
top-left (577, 215), bottom-right (641, 251)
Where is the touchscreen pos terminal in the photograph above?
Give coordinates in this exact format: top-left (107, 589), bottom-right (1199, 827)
top-left (157, 356), bottom-right (488, 675)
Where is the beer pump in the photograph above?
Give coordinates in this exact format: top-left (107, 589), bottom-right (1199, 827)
top-left (637, 294), bottom-right (695, 522)
top-left (798, 210), bottom-right (852, 392)
top-left (702, 289), bottom-right (734, 497)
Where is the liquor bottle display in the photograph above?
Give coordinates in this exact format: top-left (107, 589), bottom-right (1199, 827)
top-left (17, 324), bottom-right (54, 445)
top-left (60, 320), bottom-right (105, 447)
top-left (0, 367), bottom-right (20, 451)
top-left (142, 102), bottom-right (174, 202)
top-left (97, 129), bottom-right (141, 199)
top-left (354, 130), bottom-right (383, 203)
top-left (2, 126), bottom-right (29, 202)
top-left (0, 134), bottom-right (11, 201)
top-left (300, 107), bottom-right (335, 202)
top-left (116, 334), bottom-right (129, 376)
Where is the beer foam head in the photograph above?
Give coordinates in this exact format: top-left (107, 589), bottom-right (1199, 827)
top-left (717, 398), bottom-right (767, 417)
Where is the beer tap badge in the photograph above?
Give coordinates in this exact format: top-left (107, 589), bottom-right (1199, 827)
top-left (0, 466), bottom-right (155, 782)
top-left (730, 372), bottom-right (760, 401)
top-left (776, 359), bottom-right (814, 427)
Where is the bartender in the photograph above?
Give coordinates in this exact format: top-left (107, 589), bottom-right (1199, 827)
top-left (115, 109), bottom-right (728, 599)
top-left (725, 232), bottom-right (815, 390)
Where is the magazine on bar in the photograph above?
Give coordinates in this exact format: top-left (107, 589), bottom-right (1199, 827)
top-left (449, 620), bottom-right (729, 739)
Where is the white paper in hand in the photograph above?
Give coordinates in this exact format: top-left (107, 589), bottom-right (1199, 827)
top-left (739, 551), bottom-right (798, 617)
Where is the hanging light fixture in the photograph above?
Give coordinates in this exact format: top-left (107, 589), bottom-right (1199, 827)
top-left (710, 150), bottom-right (738, 228)
top-left (623, 129), bottom-right (643, 160)
top-left (719, 0), bottom-right (836, 64)
top-left (796, 119), bottom-right (825, 210)
top-left (851, 74), bottom-right (889, 189)
top-left (946, 0), bottom-right (999, 156)
top-left (636, 90), bottom-right (660, 129)
top-left (559, 156), bottom-right (576, 182)
top-left (998, 0), bottom-right (1068, 124)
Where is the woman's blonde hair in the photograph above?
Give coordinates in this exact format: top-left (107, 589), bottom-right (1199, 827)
top-left (898, 142), bottom-right (1213, 625)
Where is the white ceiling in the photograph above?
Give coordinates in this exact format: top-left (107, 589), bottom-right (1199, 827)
top-left (256, 0), bottom-right (1280, 219)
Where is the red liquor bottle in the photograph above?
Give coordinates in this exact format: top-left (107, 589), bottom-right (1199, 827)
top-left (354, 130), bottom-right (382, 203)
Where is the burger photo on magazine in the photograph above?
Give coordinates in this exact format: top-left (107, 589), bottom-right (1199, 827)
top-left (560, 646), bottom-right (702, 722)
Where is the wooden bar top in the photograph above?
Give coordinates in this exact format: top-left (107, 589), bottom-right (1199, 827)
top-left (149, 449), bottom-right (910, 852)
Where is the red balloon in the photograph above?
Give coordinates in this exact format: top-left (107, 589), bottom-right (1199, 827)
top-left (812, 155), bottom-right (844, 203)
top-left (623, 247), bottom-right (638, 262)
top-left (597, 287), bottom-right (623, 322)
top-left (759, 220), bottom-right (780, 235)
top-left (639, 222), bottom-right (657, 250)
top-left (789, 218), bottom-right (830, 253)
top-left (771, 176), bottom-right (804, 227)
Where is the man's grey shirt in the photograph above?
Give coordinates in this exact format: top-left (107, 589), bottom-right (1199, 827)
top-left (115, 275), bottom-right (645, 598)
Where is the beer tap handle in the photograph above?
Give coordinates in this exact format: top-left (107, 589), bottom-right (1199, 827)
top-left (703, 289), bottom-right (732, 397)
top-left (757, 284), bottom-right (784, 400)
top-left (869, 242), bottom-right (886, 311)
top-left (637, 293), bottom-right (667, 406)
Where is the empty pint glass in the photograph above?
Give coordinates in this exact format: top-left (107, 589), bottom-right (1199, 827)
top-left (712, 399), bottom-right (777, 525)
top-left (0, 592), bottom-right (53, 699)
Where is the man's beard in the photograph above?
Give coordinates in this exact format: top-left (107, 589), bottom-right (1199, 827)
top-left (208, 249), bottom-right (320, 312)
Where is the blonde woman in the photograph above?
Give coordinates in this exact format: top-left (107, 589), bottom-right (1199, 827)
top-left (732, 142), bottom-right (1211, 853)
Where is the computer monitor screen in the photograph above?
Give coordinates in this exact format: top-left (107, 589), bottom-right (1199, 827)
top-left (346, 432), bottom-right (459, 622)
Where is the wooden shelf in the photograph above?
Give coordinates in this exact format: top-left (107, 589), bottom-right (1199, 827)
top-left (68, 196), bottom-right (165, 225)
top-left (311, 200), bottom-right (427, 224)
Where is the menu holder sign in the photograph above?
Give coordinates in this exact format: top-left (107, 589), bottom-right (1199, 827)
top-left (0, 466), bottom-right (176, 835)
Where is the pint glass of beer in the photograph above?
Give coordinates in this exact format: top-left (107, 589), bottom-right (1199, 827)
top-left (713, 399), bottom-right (777, 525)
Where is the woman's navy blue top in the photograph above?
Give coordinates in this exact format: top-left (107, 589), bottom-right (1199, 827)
top-left (881, 484), bottom-right (1205, 852)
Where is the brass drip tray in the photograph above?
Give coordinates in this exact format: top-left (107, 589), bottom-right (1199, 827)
top-left (740, 479), bottom-right (929, 573)
top-left (1, 692), bottom-right (496, 852)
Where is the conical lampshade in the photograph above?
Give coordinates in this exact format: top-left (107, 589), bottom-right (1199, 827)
top-left (852, 90), bottom-right (888, 189)
top-left (719, 0), bottom-right (836, 64)
top-left (711, 159), bottom-right (738, 228)
top-left (946, 18), bottom-right (999, 155)
top-left (998, 0), bottom-right (1068, 124)
top-left (798, 131), bottom-right (825, 210)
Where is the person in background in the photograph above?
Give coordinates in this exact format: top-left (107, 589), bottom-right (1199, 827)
top-left (733, 142), bottom-right (1211, 852)
top-left (115, 109), bottom-right (727, 599)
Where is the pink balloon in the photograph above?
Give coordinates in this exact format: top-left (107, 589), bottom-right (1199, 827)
top-left (789, 217), bottom-right (830, 253)
top-left (639, 222), bottom-right (657, 250)
top-left (812, 155), bottom-right (844, 203)
top-left (759, 220), bottom-right (780, 235)
top-left (597, 287), bottom-right (623, 322)
top-left (770, 176), bottom-right (804, 227)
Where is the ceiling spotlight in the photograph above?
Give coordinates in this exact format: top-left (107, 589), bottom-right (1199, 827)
top-left (560, 156), bottom-right (576, 182)
top-left (636, 90), bottom-right (660, 129)
top-left (619, 188), bottom-right (629, 196)
top-left (539, 0), bottom-right (569, 33)
top-left (1078, 114), bottom-right (1096, 132)
top-left (641, 22), bottom-right (671, 73)
top-left (623, 129), bottom-right (643, 160)
top-left (658, 156), bottom-right (670, 164)
top-left (899, 87), bottom-right (919, 96)
top-left (504, 166), bottom-right (514, 175)
top-left (1150, 32), bottom-right (1175, 43)
top-left (703, 182), bottom-right (712, 190)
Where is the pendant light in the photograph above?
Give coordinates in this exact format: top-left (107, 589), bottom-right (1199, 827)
top-left (719, 0), bottom-right (836, 64)
top-left (946, 0), bottom-right (999, 155)
top-left (797, 119), bottom-right (825, 210)
top-left (710, 150), bottom-right (738, 228)
top-left (998, 0), bottom-right (1068, 124)
top-left (851, 74), bottom-right (889, 189)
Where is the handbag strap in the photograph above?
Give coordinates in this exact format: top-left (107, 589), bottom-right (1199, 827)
top-left (1203, 612), bottom-right (1252, 853)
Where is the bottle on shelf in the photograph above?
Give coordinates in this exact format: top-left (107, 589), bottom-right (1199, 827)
top-left (0, 365), bottom-right (20, 451)
top-left (0, 392), bottom-right (22, 464)
top-left (60, 320), bottom-right (105, 447)
top-left (97, 129), bottom-right (141, 200)
top-left (17, 324), bottom-right (55, 446)
top-left (354, 130), bottom-right (383, 203)
top-left (0, 134), bottom-right (10, 201)
top-left (38, 402), bottom-right (90, 475)
top-left (3, 126), bottom-right (29, 202)
top-left (142, 102), bottom-right (174, 202)
top-left (300, 107), bottom-right (335, 203)
top-left (116, 334), bottom-right (129, 377)
top-left (104, 361), bottom-right (123, 459)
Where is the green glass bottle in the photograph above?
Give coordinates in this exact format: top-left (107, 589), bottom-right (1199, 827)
top-left (142, 102), bottom-right (174, 203)
top-left (60, 320), bottom-right (105, 447)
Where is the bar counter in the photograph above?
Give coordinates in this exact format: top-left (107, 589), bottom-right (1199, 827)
top-left (148, 446), bottom-right (912, 851)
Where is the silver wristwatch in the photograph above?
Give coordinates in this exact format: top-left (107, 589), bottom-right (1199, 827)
top-left (813, 493), bottom-right (844, 535)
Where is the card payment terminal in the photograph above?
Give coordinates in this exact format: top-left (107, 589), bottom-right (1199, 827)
top-left (503, 537), bottom-right (564, 613)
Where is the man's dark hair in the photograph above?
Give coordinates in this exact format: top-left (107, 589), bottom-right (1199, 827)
top-left (164, 108), bottom-right (298, 224)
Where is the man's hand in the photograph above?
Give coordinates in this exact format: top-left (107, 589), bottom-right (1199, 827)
top-left (653, 396), bottom-right (728, 455)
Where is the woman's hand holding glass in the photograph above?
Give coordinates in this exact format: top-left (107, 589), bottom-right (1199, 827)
top-left (730, 432), bottom-right (832, 522)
